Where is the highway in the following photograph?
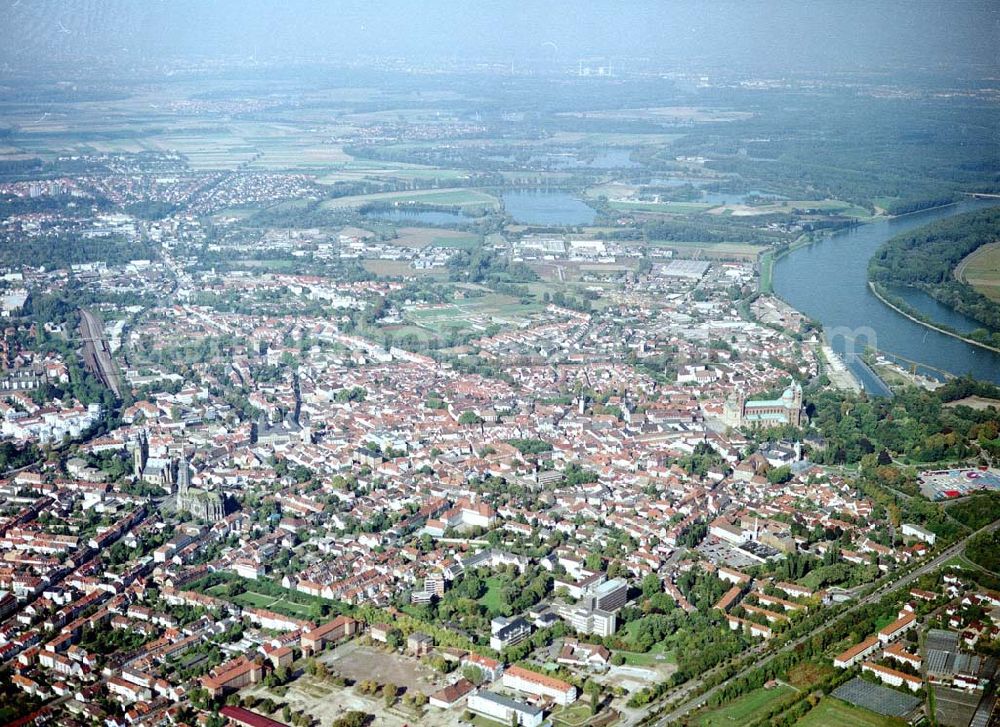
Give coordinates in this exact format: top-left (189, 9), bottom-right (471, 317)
top-left (646, 517), bottom-right (1000, 726)
top-left (79, 308), bottom-right (121, 398)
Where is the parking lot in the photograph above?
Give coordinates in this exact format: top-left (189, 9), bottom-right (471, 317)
top-left (919, 468), bottom-right (1000, 500)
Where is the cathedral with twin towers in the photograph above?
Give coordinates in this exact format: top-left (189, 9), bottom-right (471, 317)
top-left (132, 431), bottom-right (226, 522)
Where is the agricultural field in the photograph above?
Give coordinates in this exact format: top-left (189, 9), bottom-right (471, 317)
top-left (697, 684), bottom-right (796, 727)
top-left (794, 697), bottom-right (907, 727)
top-left (316, 162), bottom-right (470, 184)
top-left (955, 242), bottom-right (1000, 302)
top-left (321, 188), bottom-right (500, 210)
top-left (556, 107), bottom-right (752, 123)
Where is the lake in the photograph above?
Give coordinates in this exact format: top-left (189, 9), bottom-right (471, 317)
top-left (362, 208), bottom-right (468, 225)
top-left (774, 200), bottom-right (1000, 386)
top-left (503, 190), bottom-right (597, 225)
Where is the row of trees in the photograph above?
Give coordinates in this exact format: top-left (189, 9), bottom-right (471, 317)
top-left (869, 208), bottom-right (1000, 338)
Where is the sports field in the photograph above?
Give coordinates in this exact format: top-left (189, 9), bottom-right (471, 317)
top-left (204, 582), bottom-right (318, 620)
top-left (404, 293), bottom-right (540, 335)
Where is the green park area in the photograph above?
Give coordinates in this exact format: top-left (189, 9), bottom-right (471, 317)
top-left (697, 684), bottom-right (795, 726)
top-left (478, 576), bottom-right (506, 614)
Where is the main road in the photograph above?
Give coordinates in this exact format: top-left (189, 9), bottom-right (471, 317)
top-left (645, 517), bottom-right (1000, 726)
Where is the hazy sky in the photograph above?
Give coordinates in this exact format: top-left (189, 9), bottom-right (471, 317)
top-left (2, 1), bottom-right (997, 75)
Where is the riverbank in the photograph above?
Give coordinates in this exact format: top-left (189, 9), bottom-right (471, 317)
top-left (760, 205), bottom-right (968, 294)
top-left (868, 282), bottom-right (1000, 354)
top-left (759, 232), bottom-right (823, 294)
top-left (819, 344), bottom-right (862, 393)
top-left (773, 199), bottom-right (1000, 385)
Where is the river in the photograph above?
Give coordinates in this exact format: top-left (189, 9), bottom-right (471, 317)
top-left (773, 200), bottom-right (1000, 388)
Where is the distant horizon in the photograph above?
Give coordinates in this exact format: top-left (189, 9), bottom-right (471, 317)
top-left (1, 0), bottom-right (997, 78)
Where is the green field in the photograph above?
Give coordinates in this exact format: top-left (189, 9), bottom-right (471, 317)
top-left (550, 702), bottom-right (594, 727)
top-left (403, 293), bottom-right (540, 335)
top-left (698, 685), bottom-right (795, 726)
top-left (956, 242), bottom-right (1000, 302)
top-left (759, 249), bottom-right (775, 293)
top-left (205, 583), bottom-right (314, 619)
top-left (361, 260), bottom-right (446, 278)
top-left (478, 577), bottom-right (505, 614)
top-left (201, 577), bottom-right (327, 621)
top-left (616, 641), bottom-right (676, 667)
top-left (795, 697), bottom-right (907, 727)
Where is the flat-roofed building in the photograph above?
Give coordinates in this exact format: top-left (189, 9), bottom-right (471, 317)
top-left (588, 578), bottom-right (628, 612)
top-left (468, 690), bottom-right (544, 727)
top-left (901, 523), bottom-right (936, 545)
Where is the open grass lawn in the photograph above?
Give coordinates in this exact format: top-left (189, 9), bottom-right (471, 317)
top-left (231, 590), bottom-right (314, 619)
top-left (616, 641), bottom-right (676, 667)
top-left (697, 684), bottom-right (795, 727)
top-left (551, 702), bottom-right (595, 726)
top-left (206, 584), bottom-right (316, 620)
top-left (403, 292), bottom-right (539, 335)
top-left (795, 697), bottom-right (907, 727)
top-left (478, 576), bottom-right (505, 614)
top-left (759, 249), bottom-right (775, 293)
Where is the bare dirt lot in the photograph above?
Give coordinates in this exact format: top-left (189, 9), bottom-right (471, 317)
top-left (242, 641), bottom-right (466, 727)
top-left (322, 640), bottom-right (445, 693)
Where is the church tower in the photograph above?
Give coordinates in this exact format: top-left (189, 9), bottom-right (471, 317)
top-left (133, 430), bottom-right (148, 479)
top-left (177, 456), bottom-right (191, 496)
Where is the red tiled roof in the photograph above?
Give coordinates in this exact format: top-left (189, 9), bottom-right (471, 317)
top-left (220, 705), bottom-right (288, 727)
